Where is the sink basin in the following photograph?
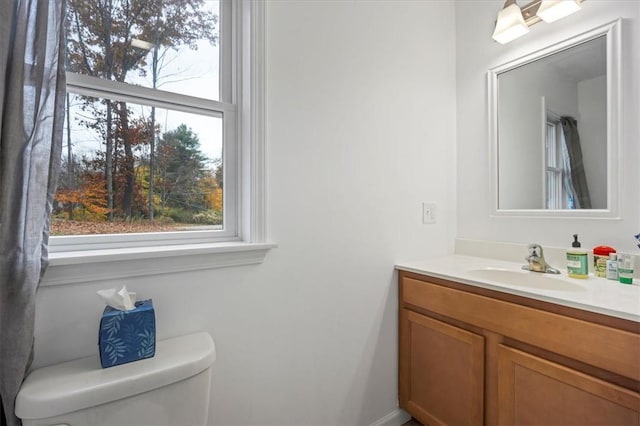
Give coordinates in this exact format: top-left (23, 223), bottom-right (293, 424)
top-left (467, 268), bottom-right (585, 292)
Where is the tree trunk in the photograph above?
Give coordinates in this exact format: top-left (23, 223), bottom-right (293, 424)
top-left (119, 101), bottom-right (134, 219)
top-left (66, 93), bottom-right (74, 220)
top-left (105, 102), bottom-right (114, 221)
top-left (148, 42), bottom-right (159, 220)
top-left (149, 106), bottom-right (156, 220)
top-left (103, 1), bottom-right (114, 221)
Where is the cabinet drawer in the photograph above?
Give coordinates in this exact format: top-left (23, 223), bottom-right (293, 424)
top-left (402, 276), bottom-right (640, 381)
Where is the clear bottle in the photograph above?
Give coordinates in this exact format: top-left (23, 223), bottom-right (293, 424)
top-left (618, 254), bottom-right (635, 285)
top-left (606, 253), bottom-right (618, 280)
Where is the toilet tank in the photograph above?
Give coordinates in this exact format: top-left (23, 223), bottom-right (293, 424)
top-left (16, 332), bottom-right (215, 426)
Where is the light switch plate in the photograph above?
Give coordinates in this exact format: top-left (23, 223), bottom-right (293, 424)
top-left (422, 202), bottom-right (436, 224)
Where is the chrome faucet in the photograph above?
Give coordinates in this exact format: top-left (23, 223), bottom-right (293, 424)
top-left (522, 243), bottom-right (561, 274)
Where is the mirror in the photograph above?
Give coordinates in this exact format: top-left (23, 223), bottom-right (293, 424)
top-left (488, 20), bottom-right (621, 217)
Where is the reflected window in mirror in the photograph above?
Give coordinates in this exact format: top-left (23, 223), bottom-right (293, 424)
top-left (545, 113), bottom-right (571, 209)
top-left (545, 110), bottom-right (592, 210)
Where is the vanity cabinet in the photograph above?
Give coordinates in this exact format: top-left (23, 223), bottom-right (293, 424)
top-left (399, 271), bottom-right (640, 426)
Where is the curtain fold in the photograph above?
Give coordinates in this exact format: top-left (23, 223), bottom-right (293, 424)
top-left (561, 117), bottom-right (591, 209)
top-left (0, 1), bottom-right (66, 425)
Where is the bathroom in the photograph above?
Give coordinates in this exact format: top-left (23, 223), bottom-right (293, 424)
top-left (2, 0), bottom-right (639, 425)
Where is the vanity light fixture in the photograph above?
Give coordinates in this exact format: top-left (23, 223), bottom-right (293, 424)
top-left (536, 0), bottom-right (582, 23)
top-left (492, 0), bottom-right (530, 45)
top-left (492, 0), bottom-right (584, 44)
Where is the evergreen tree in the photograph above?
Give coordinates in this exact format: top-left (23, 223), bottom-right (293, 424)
top-left (156, 124), bottom-right (208, 211)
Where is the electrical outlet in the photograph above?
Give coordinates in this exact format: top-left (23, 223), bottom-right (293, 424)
top-left (422, 202), bottom-right (436, 224)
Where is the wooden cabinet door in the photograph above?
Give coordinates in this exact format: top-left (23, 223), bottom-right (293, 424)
top-left (400, 309), bottom-right (485, 426)
top-left (498, 344), bottom-right (640, 426)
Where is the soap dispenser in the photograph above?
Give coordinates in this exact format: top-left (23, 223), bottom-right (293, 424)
top-left (567, 234), bottom-right (588, 279)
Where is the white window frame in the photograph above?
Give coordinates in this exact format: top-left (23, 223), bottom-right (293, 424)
top-left (544, 114), bottom-right (567, 209)
top-left (45, 0), bottom-right (271, 283)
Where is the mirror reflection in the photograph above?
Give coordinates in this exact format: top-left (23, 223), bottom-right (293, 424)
top-left (497, 36), bottom-right (606, 210)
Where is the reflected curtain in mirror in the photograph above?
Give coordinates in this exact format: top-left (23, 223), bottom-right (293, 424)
top-left (0, 1), bottom-right (66, 425)
top-left (561, 117), bottom-right (591, 209)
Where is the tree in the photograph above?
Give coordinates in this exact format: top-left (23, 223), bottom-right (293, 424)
top-left (56, 151), bottom-right (80, 220)
top-left (65, 0), bottom-right (217, 219)
top-left (156, 124), bottom-right (208, 213)
top-left (55, 156), bottom-right (110, 220)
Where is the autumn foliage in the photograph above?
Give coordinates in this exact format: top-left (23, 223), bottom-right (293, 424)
top-left (55, 171), bottom-right (109, 220)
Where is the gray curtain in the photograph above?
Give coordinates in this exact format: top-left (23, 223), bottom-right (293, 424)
top-left (0, 1), bottom-right (66, 425)
top-left (561, 117), bottom-right (591, 209)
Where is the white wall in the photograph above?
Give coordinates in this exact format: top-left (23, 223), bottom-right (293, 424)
top-left (578, 75), bottom-right (607, 209)
top-left (456, 0), bottom-right (640, 252)
top-left (34, 2), bottom-right (457, 425)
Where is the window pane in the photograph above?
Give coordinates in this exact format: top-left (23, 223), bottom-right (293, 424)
top-left (545, 123), bottom-right (555, 167)
top-left (54, 94), bottom-right (223, 235)
top-left (65, 0), bottom-right (220, 101)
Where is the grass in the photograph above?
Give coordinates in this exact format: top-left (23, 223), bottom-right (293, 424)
top-left (51, 219), bottom-right (183, 236)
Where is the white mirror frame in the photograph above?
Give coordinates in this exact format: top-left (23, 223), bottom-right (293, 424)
top-left (488, 19), bottom-right (621, 219)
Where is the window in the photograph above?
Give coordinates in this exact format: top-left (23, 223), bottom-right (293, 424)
top-left (545, 114), bottom-right (574, 209)
top-left (50, 0), bottom-right (265, 255)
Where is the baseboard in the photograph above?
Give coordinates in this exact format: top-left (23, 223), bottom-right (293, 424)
top-left (369, 409), bottom-right (411, 426)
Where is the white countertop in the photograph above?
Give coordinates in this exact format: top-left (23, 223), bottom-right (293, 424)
top-left (396, 255), bottom-right (640, 322)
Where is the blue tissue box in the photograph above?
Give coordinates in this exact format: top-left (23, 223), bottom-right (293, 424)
top-left (98, 299), bottom-right (156, 368)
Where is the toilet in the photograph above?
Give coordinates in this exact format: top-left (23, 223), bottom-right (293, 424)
top-left (15, 332), bottom-right (215, 426)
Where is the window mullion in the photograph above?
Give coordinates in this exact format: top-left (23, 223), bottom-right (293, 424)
top-left (220, 0), bottom-right (234, 104)
top-left (66, 73), bottom-right (234, 118)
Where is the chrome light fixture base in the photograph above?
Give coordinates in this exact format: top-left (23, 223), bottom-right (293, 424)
top-left (492, 0), bottom-right (584, 44)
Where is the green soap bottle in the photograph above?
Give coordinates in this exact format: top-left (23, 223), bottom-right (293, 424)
top-left (567, 234), bottom-right (588, 279)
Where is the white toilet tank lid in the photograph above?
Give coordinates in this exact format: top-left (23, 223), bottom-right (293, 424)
top-left (15, 332), bottom-right (215, 420)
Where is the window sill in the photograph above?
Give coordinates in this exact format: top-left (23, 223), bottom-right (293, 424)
top-left (42, 242), bottom-right (276, 287)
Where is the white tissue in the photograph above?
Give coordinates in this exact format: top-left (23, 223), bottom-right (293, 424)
top-left (97, 285), bottom-right (137, 311)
